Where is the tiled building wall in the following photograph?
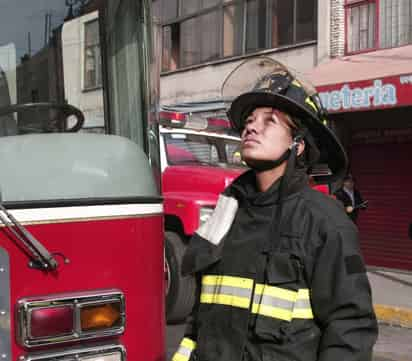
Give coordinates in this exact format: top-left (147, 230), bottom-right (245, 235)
top-left (330, 0), bottom-right (345, 57)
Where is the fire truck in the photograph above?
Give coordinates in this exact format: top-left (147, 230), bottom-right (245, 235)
top-left (159, 102), bottom-right (247, 322)
top-left (0, 1), bottom-right (164, 361)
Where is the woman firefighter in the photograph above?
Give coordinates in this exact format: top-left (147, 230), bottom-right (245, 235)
top-left (172, 58), bottom-right (378, 361)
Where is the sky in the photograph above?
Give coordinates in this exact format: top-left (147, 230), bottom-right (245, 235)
top-left (0, 0), bottom-right (68, 66)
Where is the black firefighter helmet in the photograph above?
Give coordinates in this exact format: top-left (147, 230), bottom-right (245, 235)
top-left (222, 57), bottom-right (348, 182)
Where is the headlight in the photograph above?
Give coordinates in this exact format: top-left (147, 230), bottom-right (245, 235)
top-left (199, 207), bottom-right (214, 226)
top-left (17, 289), bottom-right (125, 348)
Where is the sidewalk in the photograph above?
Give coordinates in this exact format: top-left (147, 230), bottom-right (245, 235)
top-left (368, 269), bottom-right (412, 328)
top-left (373, 324), bottom-right (412, 361)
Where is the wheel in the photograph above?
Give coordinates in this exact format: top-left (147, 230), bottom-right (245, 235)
top-left (165, 231), bottom-right (196, 323)
top-left (0, 102), bottom-right (85, 132)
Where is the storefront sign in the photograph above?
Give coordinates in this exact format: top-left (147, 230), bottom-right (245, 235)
top-left (317, 74), bottom-right (412, 113)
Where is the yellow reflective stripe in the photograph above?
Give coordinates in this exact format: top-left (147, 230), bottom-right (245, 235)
top-left (172, 354), bottom-right (188, 361)
top-left (253, 287), bottom-right (314, 321)
top-left (172, 338), bottom-right (197, 361)
top-left (254, 283), bottom-right (297, 302)
top-left (292, 289), bottom-right (314, 319)
top-left (292, 308), bottom-right (314, 319)
top-left (297, 289), bottom-right (310, 299)
top-left (305, 97), bottom-right (317, 112)
top-left (201, 293), bottom-right (251, 309)
top-left (181, 338), bottom-right (196, 350)
top-left (200, 275), bottom-right (253, 309)
top-left (202, 275), bottom-right (253, 289)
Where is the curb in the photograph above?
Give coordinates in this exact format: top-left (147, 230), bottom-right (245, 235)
top-left (374, 304), bottom-right (412, 328)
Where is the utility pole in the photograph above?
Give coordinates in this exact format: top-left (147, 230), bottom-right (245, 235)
top-left (48, 12), bottom-right (52, 41)
top-left (27, 32), bottom-right (31, 56)
top-left (44, 13), bottom-right (50, 46)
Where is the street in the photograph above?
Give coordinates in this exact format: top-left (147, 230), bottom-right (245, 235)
top-left (166, 323), bottom-right (412, 361)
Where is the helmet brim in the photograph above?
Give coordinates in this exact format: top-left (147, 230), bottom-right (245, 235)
top-left (228, 92), bottom-right (348, 182)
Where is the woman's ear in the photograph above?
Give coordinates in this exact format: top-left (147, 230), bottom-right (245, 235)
top-left (297, 139), bottom-right (305, 157)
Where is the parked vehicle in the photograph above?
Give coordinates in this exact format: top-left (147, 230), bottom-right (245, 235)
top-left (0, 1), bottom-right (164, 361)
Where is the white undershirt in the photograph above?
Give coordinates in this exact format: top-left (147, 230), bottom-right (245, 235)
top-left (343, 187), bottom-right (355, 207)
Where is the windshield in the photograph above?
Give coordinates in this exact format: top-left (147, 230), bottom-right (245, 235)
top-left (0, 0), bottom-right (161, 202)
top-left (164, 132), bottom-right (245, 168)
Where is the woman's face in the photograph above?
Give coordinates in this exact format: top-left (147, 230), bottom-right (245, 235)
top-left (240, 107), bottom-right (298, 168)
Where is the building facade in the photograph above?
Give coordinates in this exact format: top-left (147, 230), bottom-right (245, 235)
top-left (306, 0), bottom-right (412, 271)
top-left (154, 0), bottom-right (412, 271)
top-left (153, 0), bottom-right (324, 105)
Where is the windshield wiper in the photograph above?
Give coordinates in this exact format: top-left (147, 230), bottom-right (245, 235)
top-left (0, 203), bottom-right (58, 271)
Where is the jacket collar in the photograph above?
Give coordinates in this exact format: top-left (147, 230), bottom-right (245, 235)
top-left (227, 168), bottom-right (309, 207)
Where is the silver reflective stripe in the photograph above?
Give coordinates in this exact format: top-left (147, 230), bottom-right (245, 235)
top-left (0, 247), bottom-right (10, 361)
top-left (294, 298), bottom-right (312, 309)
top-left (172, 338), bottom-right (196, 361)
top-left (200, 275), bottom-right (254, 309)
top-left (177, 346), bottom-right (192, 358)
top-left (252, 285), bottom-right (314, 321)
top-left (253, 293), bottom-right (295, 311)
top-left (202, 284), bottom-right (252, 299)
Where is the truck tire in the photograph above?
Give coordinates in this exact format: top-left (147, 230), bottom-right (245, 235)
top-left (165, 231), bottom-right (196, 323)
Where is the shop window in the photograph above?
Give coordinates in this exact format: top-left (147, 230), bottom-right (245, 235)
top-left (180, 17), bottom-right (200, 67)
top-left (202, 0), bottom-right (220, 9)
top-left (84, 19), bottom-right (102, 90)
top-left (31, 89), bottom-right (39, 102)
top-left (162, 24), bottom-right (180, 71)
top-left (200, 10), bottom-right (220, 62)
top-left (158, 0), bottom-right (317, 70)
top-left (271, 0), bottom-right (294, 47)
top-left (152, 0), bottom-right (162, 20)
top-left (223, 2), bottom-right (243, 57)
top-left (345, 0), bottom-right (412, 53)
top-left (163, 0), bottom-right (179, 21)
top-left (296, 0), bottom-right (316, 43)
top-left (346, 0), bottom-right (376, 53)
top-left (246, 0), bottom-right (267, 53)
top-left (379, 0), bottom-right (412, 48)
top-left (180, 0), bottom-right (200, 16)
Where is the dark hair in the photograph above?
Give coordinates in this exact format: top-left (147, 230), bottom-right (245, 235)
top-left (343, 174), bottom-right (354, 182)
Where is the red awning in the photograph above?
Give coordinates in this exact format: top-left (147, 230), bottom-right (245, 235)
top-left (304, 45), bottom-right (412, 113)
top-left (305, 44), bottom-right (412, 87)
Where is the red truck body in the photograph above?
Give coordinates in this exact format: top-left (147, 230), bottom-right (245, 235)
top-left (1, 213), bottom-right (164, 361)
top-left (163, 165), bottom-right (243, 235)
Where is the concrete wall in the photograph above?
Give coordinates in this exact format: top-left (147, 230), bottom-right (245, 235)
top-left (159, 0), bottom-right (335, 106)
top-left (160, 44), bottom-right (318, 105)
top-left (317, 0), bottom-right (332, 64)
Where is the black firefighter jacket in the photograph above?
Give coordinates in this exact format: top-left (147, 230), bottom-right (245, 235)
top-left (174, 169), bottom-right (378, 361)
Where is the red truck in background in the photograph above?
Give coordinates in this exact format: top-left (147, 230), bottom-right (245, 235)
top-left (159, 101), bottom-right (333, 323)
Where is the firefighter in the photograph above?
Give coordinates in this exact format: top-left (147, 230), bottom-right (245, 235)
top-left (173, 58), bottom-right (378, 361)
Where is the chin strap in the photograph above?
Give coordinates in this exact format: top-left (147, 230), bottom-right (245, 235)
top-left (263, 138), bottom-right (301, 258)
top-left (247, 133), bottom-right (304, 172)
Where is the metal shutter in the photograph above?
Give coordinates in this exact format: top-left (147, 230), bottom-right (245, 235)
top-left (350, 142), bottom-right (412, 271)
